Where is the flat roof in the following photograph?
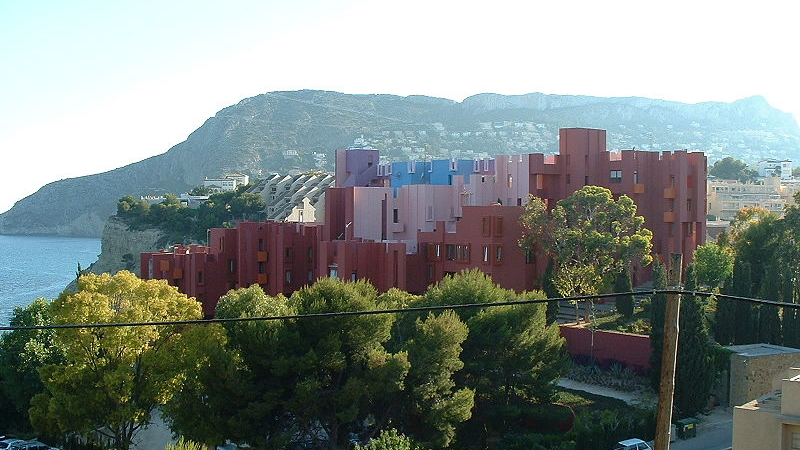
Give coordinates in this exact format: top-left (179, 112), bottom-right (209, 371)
top-left (727, 344), bottom-right (800, 357)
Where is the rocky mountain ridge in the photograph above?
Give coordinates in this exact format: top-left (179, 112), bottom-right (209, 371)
top-left (2, 89), bottom-right (798, 237)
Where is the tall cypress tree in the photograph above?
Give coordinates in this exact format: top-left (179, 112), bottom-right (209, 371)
top-left (649, 260), bottom-right (667, 391)
top-left (733, 260), bottom-right (755, 344)
top-left (757, 263), bottom-right (782, 345)
top-left (713, 274), bottom-right (736, 345)
top-left (541, 259), bottom-right (561, 325)
top-left (782, 268), bottom-right (800, 348)
top-left (615, 265), bottom-right (634, 318)
top-left (674, 265), bottom-right (714, 417)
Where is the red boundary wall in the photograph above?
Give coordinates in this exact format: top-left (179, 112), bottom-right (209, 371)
top-left (559, 325), bottom-right (652, 373)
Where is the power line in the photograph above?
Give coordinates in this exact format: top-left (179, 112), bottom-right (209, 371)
top-left (2, 289), bottom-right (798, 332)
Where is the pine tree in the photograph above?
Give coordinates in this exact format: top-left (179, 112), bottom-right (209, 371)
top-left (649, 260), bottom-right (667, 391)
top-left (713, 275), bottom-right (736, 345)
top-left (757, 263), bottom-right (782, 345)
top-left (733, 260), bottom-right (755, 344)
top-left (674, 265), bottom-right (715, 417)
top-left (614, 265), bottom-right (634, 318)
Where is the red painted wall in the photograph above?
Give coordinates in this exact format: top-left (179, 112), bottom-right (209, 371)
top-left (559, 324), bottom-right (652, 373)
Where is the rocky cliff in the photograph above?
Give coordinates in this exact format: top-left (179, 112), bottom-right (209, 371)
top-left (88, 216), bottom-right (165, 276)
top-left (2, 90), bottom-right (798, 237)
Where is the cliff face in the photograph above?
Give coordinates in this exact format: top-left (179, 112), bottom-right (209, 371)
top-left (87, 216), bottom-right (165, 276)
top-left (2, 90), bottom-right (798, 237)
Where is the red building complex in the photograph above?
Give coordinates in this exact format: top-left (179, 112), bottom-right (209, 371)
top-left (142, 128), bottom-right (706, 315)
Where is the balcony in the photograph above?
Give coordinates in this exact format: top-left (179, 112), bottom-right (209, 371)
top-left (172, 269), bottom-right (183, 279)
top-left (664, 188), bottom-right (677, 199)
top-left (159, 260), bottom-right (170, 272)
top-left (663, 212), bottom-right (676, 222)
top-left (257, 273), bottom-right (268, 284)
top-left (257, 251), bottom-right (268, 262)
top-left (633, 183), bottom-right (646, 194)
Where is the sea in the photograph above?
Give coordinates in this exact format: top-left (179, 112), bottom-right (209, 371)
top-left (0, 235), bottom-right (101, 326)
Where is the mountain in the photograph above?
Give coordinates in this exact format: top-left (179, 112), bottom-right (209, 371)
top-left (2, 90), bottom-right (798, 237)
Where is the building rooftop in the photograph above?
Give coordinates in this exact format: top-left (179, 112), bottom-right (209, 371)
top-left (726, 343), bottom-right (800, 358)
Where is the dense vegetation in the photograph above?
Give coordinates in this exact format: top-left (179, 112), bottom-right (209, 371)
top-left (0, 270), bottom-right (579, 450)
top-left (116, 185), bottom-right (265, 243)
top-left (708, 156), bottom-right (758, 182)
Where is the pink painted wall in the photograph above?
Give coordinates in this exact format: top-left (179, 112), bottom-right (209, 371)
top-left (559, 324), bottom-right (652, 373)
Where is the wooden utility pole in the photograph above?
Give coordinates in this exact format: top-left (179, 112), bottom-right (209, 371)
top-left (654, 253), bottom-right (683, 450)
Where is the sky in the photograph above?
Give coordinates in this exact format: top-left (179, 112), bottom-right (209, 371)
top-left (1, 0), bottom-right (799, 214)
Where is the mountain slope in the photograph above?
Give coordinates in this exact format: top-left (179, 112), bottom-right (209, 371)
top-left (2, 90), bottom-right (798, 237)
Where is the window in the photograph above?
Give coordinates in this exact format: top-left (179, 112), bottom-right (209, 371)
top-left (393, 208), bottom-right (399, 223)
top-left (495, 246), bottom-right (503, 262)
top-left (507, 174), bottom-right (513, 187)
top-left (307, 246), bottom-right (314, 261)
top-left (329, 266), bottom-right (338, 278)
top-left (633, 171), bottom-right (639, 184)
top-left (197, 270), bottom-right (204, 284)
top-left (218, 237), bottom-right (224, 252)
top-left (258, 238), bottom-right (264, 251)
top-left (525, 250), bottom-right (534, 264)
top-left (687, 199), bottom-right (692, 212)
top-left (407, 161), bottom-right (415, 173)
top-left (482, 217), bottom-right (491, 236)
top-left (447, 244), bottom-right (456, 261)
top-left (494, 217), bottom-right (504, 236)
top-left (566, 174), bottom-right (571, 184)
top-left (285, 270), bottom-right (293, 284)
top-left (351, 271), bottom-right (357, 281)
top-left (228, 259), bottom-right (236, 273)
top-left (473, 159), bottom-right (479, 172)
top-left (610, 170), bottom-right (622, 183)
top-left (427, 264), bottom-right (434, 280)
top-left (285, 247), bottom-right (293, 260)
top-left (449, 159), bottom-right (457, 171)
top-left (258, 262), bottom-right (265, 274)
top-left (435, 244), bottom-right (441, 259)
top-left (483, 245), bottom-right (489, 263)
top-left (670, 175), bottom-right (676, 188)
top-left (483, 158), bottom-right (489, 171)
top-left (462, 245), bottom-right (470, 262)
top-left (426, 205), bottom-right (434, 221)
top-left (308, 269), bottom-right (314, 282)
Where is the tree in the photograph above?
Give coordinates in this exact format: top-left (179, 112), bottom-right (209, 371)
top-left (674, 265), bottom-right (715, 417)
top-left (519, 186), bottom-right (653, 322)
top-left (188, 186), bottom-right (213, 196)
top-left (418, 270), bottom-right (567, 443)
top-left (708, 157), bottom-right (757, 183)
top-left (540, 259), bottom-right (561, 324)
top-left (29, 271), bottom-right (210, 450)
top-left (0, 298), bottom-right (64, 432)
top-left (649, 260), bottom-right (667, 391)
top-left (757, 262), bottom-right (782, 345)
top-left (398, 311), bottom-right (473, 447)
top-left (692, 243), bottom-right (734, 290)
top-left (732, 260), bottom-right (755, 344)
top-left (614, 266), bottom-right (634, 318)
top-left (713, 274), bottom-right (736, 345)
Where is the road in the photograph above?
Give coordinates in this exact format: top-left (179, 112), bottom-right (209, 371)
top-left (667, 407), bottom-right (732, 450)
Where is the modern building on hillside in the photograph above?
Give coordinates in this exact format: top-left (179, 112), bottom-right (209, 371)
top-left (203, 173), bottom-right (250, 192)
top-left (142, 128), bottom-right (707, 314)
top-left (707, 178), bottom-right (786, 220)
top-left (756, 159), bottom-right (792, 180)
top-left (248, 172), bottom-right (334, 222)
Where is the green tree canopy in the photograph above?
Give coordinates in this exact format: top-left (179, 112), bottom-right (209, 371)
top-left (519, 186), bottom-right (653, 321)
top-left (29, 271), bottom-right (210, 450)
top-left (692, 243), bottom-right (734, 290)
top-left (709, 157), bottom-right (758, 182)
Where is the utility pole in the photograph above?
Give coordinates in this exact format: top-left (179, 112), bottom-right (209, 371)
top-left (654, 253), bottom-right (683, 450)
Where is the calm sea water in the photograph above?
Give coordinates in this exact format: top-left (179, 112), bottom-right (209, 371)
top-left (0, 235), bottom-right (101, 326)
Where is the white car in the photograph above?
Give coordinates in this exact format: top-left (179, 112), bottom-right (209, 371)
top-left (612, 438), bottom-right (653, 450)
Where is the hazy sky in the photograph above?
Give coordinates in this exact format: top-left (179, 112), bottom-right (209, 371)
top-left (1, 0), bottom-right (799, 214)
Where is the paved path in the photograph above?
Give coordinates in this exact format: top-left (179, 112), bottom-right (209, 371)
top-left (557, 378), bottom-right (655, 406)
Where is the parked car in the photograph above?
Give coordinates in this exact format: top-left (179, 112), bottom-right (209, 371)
top-left (0, 439), bottom-right (26, 450)
top-left (7, 440), bottom-right (58, 450)
top-left (611, 438), bottom-right (653, 450)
